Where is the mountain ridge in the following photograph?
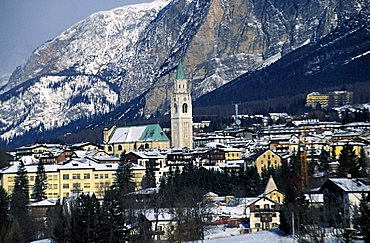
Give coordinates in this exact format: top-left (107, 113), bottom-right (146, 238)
top-left (0, 0), bottom-right (368, 145)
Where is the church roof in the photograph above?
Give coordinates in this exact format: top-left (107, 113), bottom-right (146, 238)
top-left (264, 176), bottom-right (278, 194)
top-left (107, 124), bottom-right (169, 144)
top-left (176, 62), bottom-right (186, 80)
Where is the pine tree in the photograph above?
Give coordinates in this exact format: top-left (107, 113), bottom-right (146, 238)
top-left (355, 193), bottom-right (370, 241)
top-left (70, 193), bottom-right (101, 243)
top-left (0, 187), bottom-right (9, 242)
top-left (338, 145), bottom-right (359, 178)
top-left (358, 148), bottom-right (369, 177)
top-left (13, 161), bottom-right (29, 199)
top-left (10, 161), bottom-right (31, 236)
top-left (318, 150), bottom-right (330, 175)
top-left (141, 162), bottom-right (156, 189)
top-left (33, 160), bottom-right (47, 201)
top-left (115, 152), bottom-right (135, 194)
top-left (99, 187), bottom-right (127, 243)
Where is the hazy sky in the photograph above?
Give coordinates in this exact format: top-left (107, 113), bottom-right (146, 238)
top-left (0, 0), bottom-right (149, 76)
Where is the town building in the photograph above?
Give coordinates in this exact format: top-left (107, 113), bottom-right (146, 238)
top-left (103, 124), bottom-right (170, 156)
top-left (306, 91), bottom-right (353, 108)
top-left (319, 178), bottom-right (370, 228)
top-left (0, 158), bottom-right (146, 199)
top-left (259, 176), bottom-right (284, 204)
top-left (170, 63), bottom-right (193, 149)
top-left (253, 150), bottom-right (282, 175)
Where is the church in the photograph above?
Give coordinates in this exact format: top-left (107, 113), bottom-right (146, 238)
top-left (170, 63), bottom-right (193, 149)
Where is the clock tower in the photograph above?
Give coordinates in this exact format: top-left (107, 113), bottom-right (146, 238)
top-left (170, 63), bottom-right (193, 148)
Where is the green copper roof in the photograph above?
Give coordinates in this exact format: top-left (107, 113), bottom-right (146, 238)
top-left (139, 124), bottom-right (170, 142)
top-left (176, 62), bottom-right (186, 80)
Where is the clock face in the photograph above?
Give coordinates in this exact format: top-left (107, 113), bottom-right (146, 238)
top-left (235, 119), bottom-right (241, 125)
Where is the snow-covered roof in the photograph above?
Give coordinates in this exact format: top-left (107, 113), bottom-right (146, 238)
top-left (0, 158), bottom-right (146, 174)
top-left (29, 198), bottom-right (59, 207)
top-left (325, 178), bottom-right (370, 192)
top-left (108, 124), bottom-right (169, 144)
top-left (128, 150), bottom-right (164, 159)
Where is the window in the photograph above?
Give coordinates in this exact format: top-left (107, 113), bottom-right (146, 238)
top-left (84, 183), bottom-right (90, 188)
top-left (84, 173), bottom-right (90, 179)
top-left (105, 174), bottom-right (109, 179)
top-left (63, 184), bottom-right (69, 189)
top-left (182, 103), bottom-right (188, 113)
top-left (264, 204), bottom-right (270, 209)
top-left (118, 145), bottom-right (122, 151)
top-left (63, 174), bottom-right (69, 180)
top-left (108, 146), bottom-right (112, 152)
top-left (255, 205), bottom-right (260, 209)
top-left (53, 175), bottom-right (58, 180)
top-left (94, 174), bottom-right (99, 179)
top-left (30, 176), bottom-right (35, 181)
top-left (174, 103), bottom-right (178, 113)
top-left (255, 223), bottom-right (261, 228)
top-left (72, 183), bottom-right (81, 189)
top-left (53, 184), bottom-right (58, 189)
top-left (72, 174), bottom-right (80, 179)
top-left (100, 174), bottom-right (104, 179)
top-left (95, 183), bottom-right (99, 188)
top-left (7, 177), bottom-right (14, 182)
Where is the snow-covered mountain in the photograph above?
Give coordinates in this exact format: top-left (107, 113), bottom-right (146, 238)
top-left (0, 0), bottom-right (368, 144)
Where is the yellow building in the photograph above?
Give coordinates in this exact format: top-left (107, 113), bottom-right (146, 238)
top-left (16, 144), bottom-right (62, 159)
top-left (224, 148), bottom-right (242, 161)
top-left (70, 142), bottom-right (100, 151)
top-left (327, 142), bottom-right (363, 160)
top-left (260, 176), bottom-right (284, 204)
top-left (103, 124), bottom-right (170, 156)
top-left (246, 197), bottom-right (281, 233)
top-left (255, 150), bottom-right (282, 175)
top-left (306, 91), bottom-right (353, 108)
top-left (306, 92), bottom-right (330, 108)
top-left (0, 158), bottom-right (145, 199)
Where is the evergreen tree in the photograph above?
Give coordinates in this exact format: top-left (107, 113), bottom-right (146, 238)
top-left (10, 190), bottom-right (32, 241)
top-left (141, 162), bottom-right (156, 189)
top-left (115, 152), bottom-right (135, 194)
top-left (53, 202), bottom-right (71, 243)
top-left (338, 145), bottom-right (360, 178)
top-left (99, 187), bottom-right (127, 243)
top-left (243, 166), bottom-right (261, 196)
top-left (318, 150), bottom-right (330, 175)
top-left (4, 218), bottom-right (23, 243)
top-left (0, 187), bottom-right (9, 242)
top-left (33, 160), bottom-right (47, 201)
top-left (70, 193), bottom-right (100, 243)
top-left (355, 193), bottom-right (370, 241)
top-left (13, 161), bottom-right (29, 199)
top-left (358, 148), bottom-right (369, 177)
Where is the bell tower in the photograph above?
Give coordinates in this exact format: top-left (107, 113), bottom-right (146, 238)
top-left (171, 63), bottom-right (193, 148)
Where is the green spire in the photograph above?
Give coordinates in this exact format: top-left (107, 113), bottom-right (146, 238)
top-left (176, 62), bottom-right (186, 80)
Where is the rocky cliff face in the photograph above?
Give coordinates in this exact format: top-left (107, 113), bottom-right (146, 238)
top-left (0, 0), bottom-right (367, 143)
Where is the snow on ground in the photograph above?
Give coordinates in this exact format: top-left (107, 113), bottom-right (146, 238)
top-left (199, 226), bottom-right (293, 243)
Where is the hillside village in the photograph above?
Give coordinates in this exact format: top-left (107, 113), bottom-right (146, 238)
top-left (0, 65), bottom-right (370, 242)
